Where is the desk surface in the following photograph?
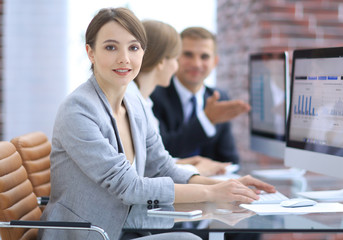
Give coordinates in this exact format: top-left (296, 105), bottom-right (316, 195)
top-left (123, 159), bottom-right (343, 234)
top-left (124, 202), bottom-right (343, 234)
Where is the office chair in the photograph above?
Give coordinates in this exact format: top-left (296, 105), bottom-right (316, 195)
top-left (11, 131), bottom-right (51, 198)
top-left (0, 141), bottom-right (110, 240)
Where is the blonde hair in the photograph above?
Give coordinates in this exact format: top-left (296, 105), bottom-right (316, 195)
top-left (140, 20), bottom-right (181, 73)
top-left (180, 27), bottom-right (217, 53)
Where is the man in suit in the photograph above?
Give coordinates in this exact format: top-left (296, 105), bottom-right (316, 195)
top-left (151, 27), bottom-right (250, 164)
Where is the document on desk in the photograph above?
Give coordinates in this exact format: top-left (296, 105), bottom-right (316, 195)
top-left (240, 202), bottom-right (343, 215)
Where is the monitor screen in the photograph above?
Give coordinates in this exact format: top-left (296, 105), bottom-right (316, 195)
top-left (285, 46), bottom-right (343, 179)
top-left (249, 52), bottom-right (289, 159)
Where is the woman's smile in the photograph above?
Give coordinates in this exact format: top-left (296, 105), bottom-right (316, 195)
top-left (113, 68), bottom-right (132, 76)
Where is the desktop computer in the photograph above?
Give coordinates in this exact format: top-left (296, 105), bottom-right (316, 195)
top-left (285, 46), bottom-right (343, 200)
top-left (248, 52), bottom-right (306, 181)
top-left (249, 52), bottom-right (289, 159)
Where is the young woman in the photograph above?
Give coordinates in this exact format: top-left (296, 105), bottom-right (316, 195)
top-left (38, 7), bottom-right (275, 240)
top-left (128, 20), bottom-right (231, 177)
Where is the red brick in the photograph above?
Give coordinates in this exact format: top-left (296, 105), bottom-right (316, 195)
top-left (216, 0), bottom-right (343, 158)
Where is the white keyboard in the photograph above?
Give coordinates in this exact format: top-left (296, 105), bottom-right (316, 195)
top-left (251, 191), bottom-right (289, 204)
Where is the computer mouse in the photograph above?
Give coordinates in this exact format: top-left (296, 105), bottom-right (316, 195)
top-left (280, 198), bottom-right (317, 208)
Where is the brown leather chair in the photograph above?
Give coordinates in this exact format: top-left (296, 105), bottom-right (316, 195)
top-left (0, 141), bottom-right (41, 239)
top-left (11, 132), bottom-right (51, 197)
top-left (0, 141), bottom-right (109, 240)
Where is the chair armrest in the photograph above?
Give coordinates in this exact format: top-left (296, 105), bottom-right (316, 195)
top-left (0, 221), bottom-right (110, 240)
top-left (10, 220), bottom-right (91, 228)
top-left (37, 196), bottom-right (49, 205)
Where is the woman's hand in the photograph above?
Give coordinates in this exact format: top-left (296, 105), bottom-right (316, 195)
top-left (176, 174), bottom-right (275, 204)
top-left (238, 175), bottom-right (276, 195)
top-left (207, 179), bottom-right (258, 203)
top-left (207, 175), bottom-right (275, 204)
top-left (194, 160), bottom-right (228, 176)
top-left (177, 156), bottom-right (230, 177)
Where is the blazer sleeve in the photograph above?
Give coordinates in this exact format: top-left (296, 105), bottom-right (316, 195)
top-left (200, 89), bottom-right (239, 163)
top-left (213, 89), bottom-right (239, 163)
top-left (125, 93), bottom-right (198, 183)
top-left (52, 93), bottom-right (176, 205)
top-left (143, 126), bottom-right (198, 183)
top-left (53, 85), bottom-right (198, 206)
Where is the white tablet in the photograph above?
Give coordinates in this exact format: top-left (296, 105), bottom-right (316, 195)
top-left (147, 208), bottom-right (202, 217)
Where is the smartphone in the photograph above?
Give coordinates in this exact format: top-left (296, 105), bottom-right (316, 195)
top-left (147, 208), bottom-right (202, 217)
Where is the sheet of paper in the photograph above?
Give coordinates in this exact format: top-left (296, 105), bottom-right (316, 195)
top-left (240, 202), bottom-right (343, 215)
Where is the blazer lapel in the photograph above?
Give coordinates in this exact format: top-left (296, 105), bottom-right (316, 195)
top-left (90, 76), bottom-right (125, 153)
top-left (123, 96), bottom-right (145, 176)
top-left (169, 78), bottom-right (185, 123)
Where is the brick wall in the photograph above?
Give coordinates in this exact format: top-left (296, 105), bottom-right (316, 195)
top-left (216, 0), bottom-right (343, 163)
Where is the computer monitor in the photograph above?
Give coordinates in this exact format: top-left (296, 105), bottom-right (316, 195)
top-left (285, 46), bottom-right (343, 179)
top-left (249, 52), bottom-right (289, 159)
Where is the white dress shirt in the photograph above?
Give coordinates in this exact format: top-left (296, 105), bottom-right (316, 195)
top-left (173, 77), bottom-right (216, 137)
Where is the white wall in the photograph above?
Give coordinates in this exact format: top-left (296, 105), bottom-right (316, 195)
top-left (3, 0), bottom-right (68, 140)
top-left (2, 0), bottom-right (216, 141)
top-left (68, 0), bottom-right (217, 92)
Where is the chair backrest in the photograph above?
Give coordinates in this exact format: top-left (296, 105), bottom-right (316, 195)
top-left (0, 141), bottom-right (42, 240)
top-left (11, 132), bottom-right (51, 197)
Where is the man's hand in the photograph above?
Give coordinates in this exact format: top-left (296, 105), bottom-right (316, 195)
top-left (204, 91), bottom-right (251, 124)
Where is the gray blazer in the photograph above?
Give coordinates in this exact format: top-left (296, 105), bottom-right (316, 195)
top-left (38, 76), bottom-right (196, 240)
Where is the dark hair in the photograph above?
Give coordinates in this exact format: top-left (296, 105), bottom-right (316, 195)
top-left (85, 7), bottom-right (147, 71)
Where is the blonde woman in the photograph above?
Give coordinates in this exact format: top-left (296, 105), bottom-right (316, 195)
top-left (129, 20), bottom-right (230, 177)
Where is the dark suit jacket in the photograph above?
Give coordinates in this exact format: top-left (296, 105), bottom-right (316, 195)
top-left (151, 78), bottom-right (239, 164)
